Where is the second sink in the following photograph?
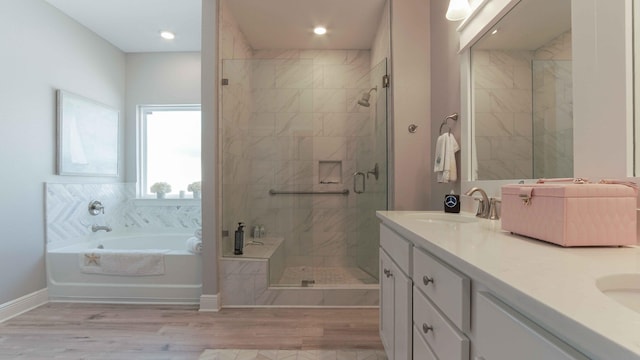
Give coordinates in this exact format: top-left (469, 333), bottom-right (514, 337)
top-left (596, 273), bottom-right (640, 314)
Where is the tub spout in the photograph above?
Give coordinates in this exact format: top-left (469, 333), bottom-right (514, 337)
top-left (91, 224), bottom-right (112, 232)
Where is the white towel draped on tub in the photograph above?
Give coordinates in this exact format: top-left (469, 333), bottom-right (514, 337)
top-left (186, 236), bottom-right (202, 254)
top-left (80, 249), bottom-right (170, 276)
top-left (434, 132), bottom-right (460, 183)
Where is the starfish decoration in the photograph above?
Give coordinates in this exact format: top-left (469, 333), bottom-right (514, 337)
top-left (84, 253), bottom-right (100, 266)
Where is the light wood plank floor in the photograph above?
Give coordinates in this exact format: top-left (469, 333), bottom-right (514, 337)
top-left (0, 303), bottom-right (383, 360)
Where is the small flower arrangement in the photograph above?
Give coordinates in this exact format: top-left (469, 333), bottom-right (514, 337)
top-left (187, 181), bottom-right (201, 192)
top-left (150, 182), bottom-right (172, 194)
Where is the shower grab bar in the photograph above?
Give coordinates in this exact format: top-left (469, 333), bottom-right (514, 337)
top-left (269, 189), bottom-right (350, 196)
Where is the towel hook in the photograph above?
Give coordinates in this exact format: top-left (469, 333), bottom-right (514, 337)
top-left (439, 112), bottom-right (458, 135)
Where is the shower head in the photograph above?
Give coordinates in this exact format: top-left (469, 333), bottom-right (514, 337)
top-left (357, 87), bottom-right (378, 107)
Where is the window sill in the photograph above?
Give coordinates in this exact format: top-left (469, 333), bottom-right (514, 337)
top-left (132, 198), bottom-right (201, 206)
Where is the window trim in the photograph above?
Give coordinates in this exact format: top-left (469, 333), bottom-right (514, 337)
top-left (136, 104), bottom-right (201, 199)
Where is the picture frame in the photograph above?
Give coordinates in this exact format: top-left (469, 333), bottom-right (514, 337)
top-left (56, 90), bottom-right (119, 176)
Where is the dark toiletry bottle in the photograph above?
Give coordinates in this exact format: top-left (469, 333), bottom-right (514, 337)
top-left (234, 222), bottom-right (245, 255)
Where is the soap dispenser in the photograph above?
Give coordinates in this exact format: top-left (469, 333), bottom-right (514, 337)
top-left (234, 222), bottom-right (245, 255)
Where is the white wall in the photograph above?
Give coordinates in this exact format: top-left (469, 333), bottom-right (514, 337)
top-left (0, 0), bottom-right (125, 304)
top-left (390, 0), bottom-right (431, 210)
top-left (125, 52), bottom-right (201, 182)
top-left (201, 0), bottom-right (219, 298)
top-left (429, 0), bottom-right (463, 210)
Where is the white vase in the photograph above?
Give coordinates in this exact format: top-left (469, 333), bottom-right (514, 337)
top-left (156, 192), bottom-right (166, 199)
top-left (192, 191), bottom-right (201, 199)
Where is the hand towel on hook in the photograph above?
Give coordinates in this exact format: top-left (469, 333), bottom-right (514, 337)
top-left (435, 133), bottom-right (459, 183)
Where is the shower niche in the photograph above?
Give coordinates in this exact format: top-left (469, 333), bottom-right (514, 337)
top-left (318, 161), bottom-right (342, 184)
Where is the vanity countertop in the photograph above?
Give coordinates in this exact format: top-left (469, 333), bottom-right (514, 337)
top-left (377, 211), bottom-right (640, 360)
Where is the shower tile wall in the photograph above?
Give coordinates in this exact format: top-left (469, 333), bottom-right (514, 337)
top-left (473, 31), bottom-right (572, 180)
top-left (222, 50), bottom-right (372, 268)
top-left (532, 31), bottom-right (573, 178)
top-left (473, 49), bottom-right (534, 180)
top-left (45, 183), bottom-right (201, 249)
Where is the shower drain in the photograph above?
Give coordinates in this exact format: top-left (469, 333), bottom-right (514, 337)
top-left (301, 279), bottom-right (315, 287)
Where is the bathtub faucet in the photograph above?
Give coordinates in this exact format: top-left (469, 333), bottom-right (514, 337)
top-left (91, 224), bottom-right (112, 233)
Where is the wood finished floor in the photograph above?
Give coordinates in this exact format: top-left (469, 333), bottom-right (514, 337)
top-left (0, 303), bottom-right (383, 360)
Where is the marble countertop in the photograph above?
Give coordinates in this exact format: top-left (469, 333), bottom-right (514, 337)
top-left (377, 211), bottom-right (640, 360)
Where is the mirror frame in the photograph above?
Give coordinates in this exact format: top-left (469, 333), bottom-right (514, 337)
top-left (458, 0), bottom-right (635, 201)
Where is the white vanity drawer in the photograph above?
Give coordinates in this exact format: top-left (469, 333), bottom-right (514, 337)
top-left (413, 326), bottom-right (438, 360)
top-left (475, 292), bottom-right (589, 360)
top-left (413, 288), bottom-right (469, 360)
top-left (413, 246), bottom-right (470, 331)
top-left (380, 224), bottom-right (412, 275)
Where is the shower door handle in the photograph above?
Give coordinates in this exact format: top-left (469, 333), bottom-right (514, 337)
top-left (353, 172), bottom-right (366, 194)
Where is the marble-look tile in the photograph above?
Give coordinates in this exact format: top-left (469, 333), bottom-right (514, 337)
top-left (489, 89), bottom-right (532, 114)
top-left (275, 89), bottom-right (302, 113)
top-left (474, 112), bottom-right (513, 137)
top-left (276, 61), bottom-right (313, 89)
top-left (253, 50), bottom-right (300, 59)
top-left (252, 61), bottom-right (277, 89)
top-left (474, 64), bottom-right (513, 89)
top-left (312, 137), bottom-right (347, 160)
top-left (346, 50), bottom-right (371, 66)
top-left (323, 113), bottom-right (372, 137)
top-left (300, 50), bottom-right (348, 64)
top-left (221, 259), bottom-right (267, 275)
top-left (313, 89), bottom-right (347, 113)
top-left (221, 274), bottom-right (256, 306)
top-left (490, 50), bottom-right (532, 69)
top-left (276, 113), bottom-right (314, 136)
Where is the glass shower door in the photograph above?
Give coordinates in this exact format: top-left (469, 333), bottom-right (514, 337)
top-left (354, 58), bottom-right (388, 282)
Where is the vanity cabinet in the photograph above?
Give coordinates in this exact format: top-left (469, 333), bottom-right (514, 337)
top-left (380, 222), bottom-right (589, 360)
top-left (379, 226), bottom-right (412, 360)
top-left (475, 292), bottom-right (589, 360)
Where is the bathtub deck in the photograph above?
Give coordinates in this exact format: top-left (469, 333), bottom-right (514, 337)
top-left (0, 303), bottom-right (382, 359)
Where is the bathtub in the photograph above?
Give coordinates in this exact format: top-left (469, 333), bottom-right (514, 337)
top-left (47, 233), bottom-right (202, 304)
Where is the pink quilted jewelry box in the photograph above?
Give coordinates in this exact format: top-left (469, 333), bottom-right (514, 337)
top-left (501, 181), bottom-right (637, 247)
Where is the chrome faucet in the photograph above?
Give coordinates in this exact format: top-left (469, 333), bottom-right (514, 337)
top-left (91, 224), bottom-right (112, 232)
top-left (464, 187), bottom-right (490, 218)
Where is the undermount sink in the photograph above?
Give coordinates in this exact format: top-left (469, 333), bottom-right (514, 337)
top-left (406, 212), bottom-right (479, 224)
top-left (596, 274), bottom-right (640, 314)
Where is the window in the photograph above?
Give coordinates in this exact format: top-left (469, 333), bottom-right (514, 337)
top-left (137, 105), bottom-right (201, 198)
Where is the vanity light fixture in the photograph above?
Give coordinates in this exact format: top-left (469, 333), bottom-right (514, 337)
top-left (313, 26), bottom-right (327, 35)
top-left (446, 0), bottom-right (471, 21)
top-left (160, 31), bottom-right (175, 40)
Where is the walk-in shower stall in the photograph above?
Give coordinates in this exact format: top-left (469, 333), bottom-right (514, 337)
top-left (220, 54), bottom-right (388, 291)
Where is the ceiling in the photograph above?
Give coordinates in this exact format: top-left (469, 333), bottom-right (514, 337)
top-left (226, 0), bottom-right (387, 50)
top-left (44, 0), bottom-right (387, 53)
top-left (473, 0), bottom-right (572, 50)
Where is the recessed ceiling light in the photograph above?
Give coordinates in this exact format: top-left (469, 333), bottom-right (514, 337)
top-left (160, 31), bottom-right (175, 40)
top-left (491, 29), bottom-right (498, 35)
top-left (313, 27), bottom-right (327, 35)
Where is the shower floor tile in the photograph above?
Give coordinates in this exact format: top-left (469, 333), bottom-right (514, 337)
top-left (276, 266), bottom-right (378, 286)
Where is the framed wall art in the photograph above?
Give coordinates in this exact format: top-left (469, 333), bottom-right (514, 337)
top-left (56, 90), bottom-right (119, 176)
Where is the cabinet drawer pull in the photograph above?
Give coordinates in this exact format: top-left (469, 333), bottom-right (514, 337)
top-left (422, 323), bottom-right (433, 334)
top-left (423, 275), bottom-right (434, 286)
top-left (384, 268), bottom-right (393, 278)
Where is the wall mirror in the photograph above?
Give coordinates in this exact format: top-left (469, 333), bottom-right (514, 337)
top-left (469, 0), bottom-right (572, 181)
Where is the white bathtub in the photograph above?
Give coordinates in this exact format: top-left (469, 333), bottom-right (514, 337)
top-left (47, 233), bottom-right (202, 304)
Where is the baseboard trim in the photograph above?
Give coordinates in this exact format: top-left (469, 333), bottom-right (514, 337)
top-left (0, 288), bottom-right (48, 323)
top-left (199, 294), bottom-right (220, 312)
